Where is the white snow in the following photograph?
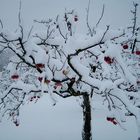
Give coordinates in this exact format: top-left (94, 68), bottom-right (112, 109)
top-left (0, 95), bottom-right (138, 140)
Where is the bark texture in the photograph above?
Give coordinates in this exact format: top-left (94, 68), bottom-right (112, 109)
top-left (82, 94), bottom-right (92, 140)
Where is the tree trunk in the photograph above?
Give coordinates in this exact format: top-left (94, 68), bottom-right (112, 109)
top-left (82, 94), bottom-right (92, 140)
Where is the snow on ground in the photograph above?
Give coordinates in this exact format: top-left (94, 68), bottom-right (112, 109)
top-left (0, 94), bottom-right (138, 140)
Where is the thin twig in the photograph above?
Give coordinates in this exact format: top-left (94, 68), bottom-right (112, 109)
top-left (27, 25), bottom-right (34, 40)
top-left (18, 0), bottom-right (22, 26)
top-left (100, 25), bottom-right (110, 42)
top-left (96, 4), bottom-right (105, 27)
top-left (86, 0), bottom-right (93, 37)
top-left (0, 19), bottom-right (3, 29)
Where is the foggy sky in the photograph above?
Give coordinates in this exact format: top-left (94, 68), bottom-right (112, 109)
top-left (0, 0), bottom-right (140, 30)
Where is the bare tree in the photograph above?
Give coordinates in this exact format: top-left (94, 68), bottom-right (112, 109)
top-left (0, 2), bottom-right (140, 140)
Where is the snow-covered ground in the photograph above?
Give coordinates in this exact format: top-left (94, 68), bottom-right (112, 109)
top-left (0, 94), bottom-right (138, 140)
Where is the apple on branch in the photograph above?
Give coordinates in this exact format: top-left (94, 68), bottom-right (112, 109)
top-left (106, 117), bottom-right (117, 125)
top-left (122, 44), bottom-right (128, 49)
top-left (104, 56), bottom-right (114, 64)
top-left (35, 63), bottom-right (45, 69)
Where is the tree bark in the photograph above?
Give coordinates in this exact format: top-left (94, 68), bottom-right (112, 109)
top-left (82, 94), bottom-right (92, 140)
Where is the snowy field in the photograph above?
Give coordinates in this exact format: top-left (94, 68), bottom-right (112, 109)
top-left (0, 95), bottom-right (138, 140)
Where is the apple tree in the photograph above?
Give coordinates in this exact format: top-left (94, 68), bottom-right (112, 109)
top-left (0, 1), bottom-right (140, 140)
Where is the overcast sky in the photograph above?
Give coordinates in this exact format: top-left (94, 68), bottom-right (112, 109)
top-left (0, 0), bottom-right (140, 30)
top-left (0, 0), bottom-right (140, 140)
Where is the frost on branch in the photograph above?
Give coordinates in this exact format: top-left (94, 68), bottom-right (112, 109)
top-left (0, 5), bottom-right (140, 138)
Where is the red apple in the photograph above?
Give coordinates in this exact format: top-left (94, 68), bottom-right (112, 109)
top-left (104, 56), bottom-right (113, 64)
top-left (106, 117), bottom-right (117, 125)
top-left (36, 63), bottom-right (45, 69)
top-left (135, 51), bottom-right (140, 55)
top-left (11, 74), bottom-right (19, 80)
top-left (106, 117), bottom-right (113, 121)
top-left (122, 44), bottom-right (128, 49)
top-left (106, 117), bottom-right (110, 121)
